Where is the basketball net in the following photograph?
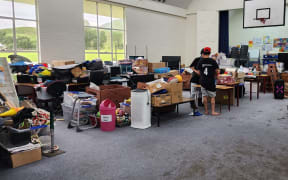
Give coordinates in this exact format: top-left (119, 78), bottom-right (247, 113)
top-left (259, 18), bottom-right (266, 24)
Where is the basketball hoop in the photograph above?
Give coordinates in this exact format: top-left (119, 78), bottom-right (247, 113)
top-left (259, 18), bottom-right (266, 24)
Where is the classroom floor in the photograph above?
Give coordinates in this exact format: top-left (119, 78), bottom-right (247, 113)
top-left (1, 92), bottom-right (288, 180)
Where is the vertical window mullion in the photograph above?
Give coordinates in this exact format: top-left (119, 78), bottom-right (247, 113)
top-left (96, 2), bottom-right (100, 59)
top-left (110, 4), bottom-right (113, 61)
top-left (35, 0), bottom-right (40, 62)
top-left (123, 7), bottom-right (126, 59)
top-left (11, 0), bottom-right (16, 55)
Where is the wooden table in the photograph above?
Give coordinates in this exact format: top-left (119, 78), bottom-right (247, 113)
top-left (192, 85), bottom-right (234, 112)
top-left (244, 76), bottom-right (260, 101)
top-left (152, 97), bottom-right (195, 127)
top-left (218, 82), bottom-right (241, 107)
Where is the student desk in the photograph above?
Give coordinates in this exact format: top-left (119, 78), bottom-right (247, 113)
top-left (217, 82), bottom-right (241, 107)
top-left (244, 76), bottom-right (260, 101)
top-left (152, 97), bottom-right (195, 127)
top-left (192, 85), bottom-right (234, 112)
top-left (257, 74), bottom-right (270, 94)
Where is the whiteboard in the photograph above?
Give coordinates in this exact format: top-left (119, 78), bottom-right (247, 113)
top-left (244, 0), bottom-right (286, 28)
top-left (0, 58), bottom-right (19, 107)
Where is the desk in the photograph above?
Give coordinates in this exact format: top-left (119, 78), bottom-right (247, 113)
top-left (244, 77), bottom-right (260, 101)
top-left (152, 97), bottom-right (195, 127)
top-left (192, 85), bottom-right (234, 112)
top-left (218, 82), bottom-right (240, 107)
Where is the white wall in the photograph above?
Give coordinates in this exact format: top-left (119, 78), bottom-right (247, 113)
top-left (38, 0), bottom-right (85, 63)
top-left (229, 7), bottom-right (288, 47)
top-left (126, 7), bottom-right (188, 64)
top-left (188, 0), bottom-right (243, 12)
top-left (196, 11), bottom-right (219, 55)
top-left (185, 14), bottom-right (197, 63)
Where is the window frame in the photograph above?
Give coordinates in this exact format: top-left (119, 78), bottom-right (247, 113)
top-left (84, 1), bottom-right (126, 61)
top-left (0, 0), bottom-right (40, 62)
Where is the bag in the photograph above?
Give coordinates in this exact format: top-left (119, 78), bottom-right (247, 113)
top-left (274, 79), bottom-right (284, 99)
top-left (83, 60), bottom-right (103, 70)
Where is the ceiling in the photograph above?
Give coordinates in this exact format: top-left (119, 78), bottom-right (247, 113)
top-left (152, 0), bottom-right (193, 9)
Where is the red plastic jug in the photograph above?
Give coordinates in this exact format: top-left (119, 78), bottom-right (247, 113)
top-left (100, 99), bottom-right (116, 131)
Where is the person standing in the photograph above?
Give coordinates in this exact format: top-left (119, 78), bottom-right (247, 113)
top-left (188, 49), bottom-right (205, 116)
top-left (196, 47), bottom-right (220, 116)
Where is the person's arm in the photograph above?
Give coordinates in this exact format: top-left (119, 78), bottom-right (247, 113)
top-left (191, 66), bottom-right (200, 75)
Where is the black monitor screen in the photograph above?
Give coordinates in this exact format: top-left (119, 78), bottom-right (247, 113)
top-left (110, 66), bottom-right (121, 77)
top-left (162, 56), bottom-right (181, 70)
top-left (129, 56), bottom-right (145, 60)
top-left (278, 53), bottom-right (288, 70)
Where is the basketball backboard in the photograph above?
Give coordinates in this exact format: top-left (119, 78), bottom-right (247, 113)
top-left (243, 0), bottom-right (286, 28)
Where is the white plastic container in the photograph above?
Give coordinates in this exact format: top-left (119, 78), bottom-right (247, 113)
top-left (131, 89), bottom-right (151, 129)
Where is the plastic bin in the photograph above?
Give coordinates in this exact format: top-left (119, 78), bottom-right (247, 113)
top-left (7, 127), bottom-right (31, 145)
top-left (100, 99), bottom-right (116, 131)
top-left (154, 67), bottom-right (170, 74)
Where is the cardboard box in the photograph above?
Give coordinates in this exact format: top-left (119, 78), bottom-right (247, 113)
top-left (152, 94), bottom-right (171, 106)
top-left (52, 60), bottom-right (75, 67)
top-left (147, 82), bottom-right (169, 94)
top-left (133, 59), bottom-right (148, 67)
top-left (10, 148), bottom-right (42, 168)
top-left (148, 62), bottom-right (166, 73)
top-left (154, 70), bottom-right (180, 79)
top-left (168, 82), bottom-right (183, 103)
top-left (215, 88), bottom-right (235, 105)
top-left (181, 74), bottom-right (192, 90)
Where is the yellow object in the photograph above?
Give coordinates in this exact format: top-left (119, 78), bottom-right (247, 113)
top-left (0, 107), bottom-right (24, 117)
top-left (175, 75), bottom-right (183, 83)
top-left (39, 69), bottom-right (51, 76)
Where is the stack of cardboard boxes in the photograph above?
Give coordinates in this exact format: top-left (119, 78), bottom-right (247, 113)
top-left (138, 80), bottom-right (183, 107)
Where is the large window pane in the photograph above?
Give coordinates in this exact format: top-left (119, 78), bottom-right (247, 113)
top-left (14, 0), bottom-right (36, 20)
top-left (113, 54), bottom-right (125, 61)
top-left (98, 3), bottom-right (111, 28)
top-left (112, 30), bottom-right (124, 53)
top-left (84, 0), bottom-right (97, 27)
top-left (85, 53), bottom-right (98, 61)
top-left (100, 54), bottom-right (112, 61)
top-left (99, 29), bottom-right (111, 53)
top-left (17, 52), bottom-right (38, 62)
top-left (0, 19), bottom-right (13, 51)
top-left (112, 6), bottom-right (124, 29)
top-left (0, 0), bottom-right (13, 17)
top-left (85, 27), bottom-right (98, 50)
top-left (15, 20), bottom-right (37, 51)
top-left (0, 52), bottom-right (13, 62)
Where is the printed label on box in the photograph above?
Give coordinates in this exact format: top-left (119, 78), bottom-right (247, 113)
top-left (101, 115), bottom-right (112, 122)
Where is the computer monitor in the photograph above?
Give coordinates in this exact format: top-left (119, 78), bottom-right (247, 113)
top-left (129, 56), bottom-right (144, 60)
top-left (162, 56), bottom-right (181, 70)
top-left (278, 53), bottom-right (288, 70)
top-left (110, 66), bottom-right (121, 77)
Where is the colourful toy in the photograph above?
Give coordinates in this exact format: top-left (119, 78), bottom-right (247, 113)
top-left (175, 75), bottom-right (183, 83)
top-left (0, 106), bottom-right (24, 117)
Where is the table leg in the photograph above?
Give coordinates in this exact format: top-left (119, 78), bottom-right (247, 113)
top-left (220, 102), bottom-right (222, 113)
top-left (257, 80), bottom-right (260, 99)
top-left (250, 81), bottom-right (252, 101)
top-left (177, 104), bottom-right (179, 116)
top-left (237, 85), bottom-right (239, 107)
top-left (157, 112), bottom-right (160, 127)
top-left (264, 77), bottom-right (266, 94)
top-left (228, 90), bottom-right (231, 112)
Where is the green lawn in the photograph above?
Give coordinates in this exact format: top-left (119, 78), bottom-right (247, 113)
top-left (0, 52), bottom-right (38, 63)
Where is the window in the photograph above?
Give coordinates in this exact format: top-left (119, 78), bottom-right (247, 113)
top-left (0, 0), bottom-right (39, 62)
top-left (84, 0), bottom-right (125, 61)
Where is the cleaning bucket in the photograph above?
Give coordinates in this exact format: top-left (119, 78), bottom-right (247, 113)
top-left (100, 99), bottom-right (116, 131)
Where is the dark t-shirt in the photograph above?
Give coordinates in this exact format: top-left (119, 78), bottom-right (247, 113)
top-left (197, 58), bottom-right (219, 92)
top-left (190, 57), bottom-right (201, 84)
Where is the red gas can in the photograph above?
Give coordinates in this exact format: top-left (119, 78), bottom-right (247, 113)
top-left (100, 99), bottom-right (116, 131)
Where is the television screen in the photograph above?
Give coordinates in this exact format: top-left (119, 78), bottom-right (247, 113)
top-left (162, 56), bottom-right (181, 70)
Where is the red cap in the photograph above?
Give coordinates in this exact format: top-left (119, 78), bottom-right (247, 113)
top-left (203, 47), bottom-right (211, 54)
